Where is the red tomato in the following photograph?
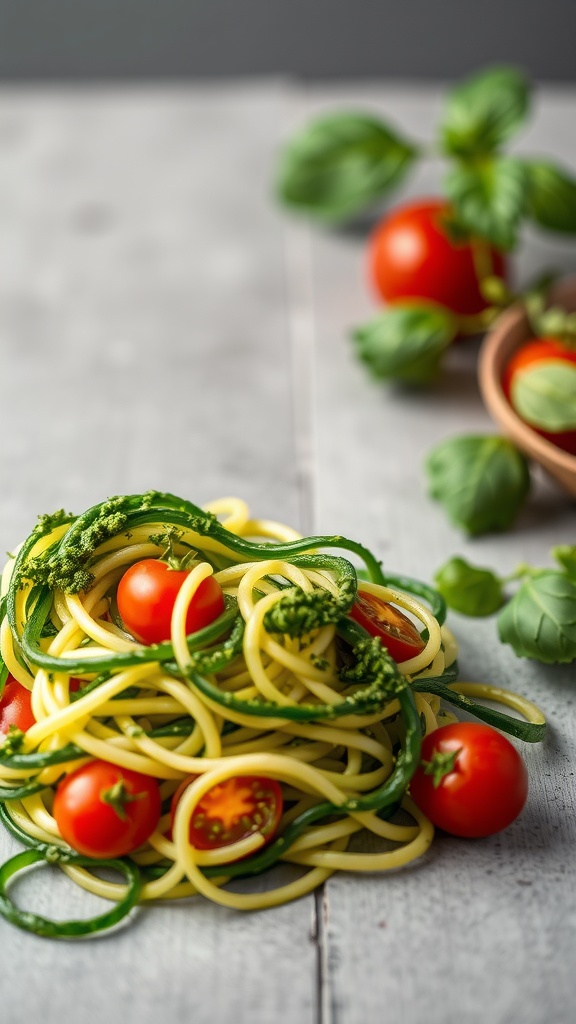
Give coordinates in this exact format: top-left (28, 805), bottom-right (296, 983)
top-left (502, 337), bottom-right (576, 455)
top-left (116, 559), bottom-right (225, 645)
top-left (410, 723), bottom-right (528, 838)
top-left (349, 591), bottom-right (425, 662)
top-left (0, 676), bottom-right (35, 735)
top-left (53, 760), bottom-right (161, 859)
top-left (170, 774), bottom-right (284, 852)
top-left (368, 198), bottom-right (506, 318)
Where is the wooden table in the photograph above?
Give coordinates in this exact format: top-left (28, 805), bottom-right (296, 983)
top-left (1, 80), bottom-right (575, 1024)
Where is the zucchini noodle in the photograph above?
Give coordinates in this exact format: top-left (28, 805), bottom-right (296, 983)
top-left (0, 491), bottom-right (546, 937)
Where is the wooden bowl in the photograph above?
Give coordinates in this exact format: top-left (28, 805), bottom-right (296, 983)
top-left (478, 276), bottom-right (576, 497)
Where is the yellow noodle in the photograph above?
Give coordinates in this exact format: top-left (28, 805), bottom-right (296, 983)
top-left (0, 495), bottom-right (546, 925)
top-left (448, 682), bottom-right (546, 725)
top-left (285, 797), bottom-right (433, 872)
top-left (0, 617), bottom-right (35, 688)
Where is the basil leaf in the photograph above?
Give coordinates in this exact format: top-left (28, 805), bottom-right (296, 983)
top-left (525, 293), bottom-right (576, 346)
top-left (511, 361), bottom-right (576, 430)
top-left (352, 303), bottom-right (457, 384)
top-left (440, 65), bottom-right (531, 159)
top-left (498, 570), bottom-right (576, 663)
top-left (425, 434), bottom-right (531, 535)
top-left (276, 113), bottom-right (417, 222)
top-left (445, 156), bottom-right (529, 249)
top-left (434, 556), bottom-right (504, 616)
top-left (553, 545), bottom-right (576, 578)
top-left (525, 160), bottom-right (576, 234)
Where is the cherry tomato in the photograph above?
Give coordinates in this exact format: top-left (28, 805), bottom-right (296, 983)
top-left (53, 760), bottom-right (162, 859)
top-left (368, 198), bottom-right (506, 318)
top-left (349, 591), bottom-right (425, 662)
top-left (116, 559), bottom-right (225, 645)
top-left (0, 676), bottom-right (35, 735)
top-left (502, 337), bottom-right (576, 455)
top-left (170, 774), bottom-right (284, 852)
top-left (410, 723), bottom-right (528, 838)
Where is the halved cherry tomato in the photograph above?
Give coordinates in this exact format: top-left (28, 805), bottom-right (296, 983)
top-left (170, 774), bottom-right (284, 852)
top-left (116, 559), bottom-right (225, 645)
top-left (369, 198), bottom-right (506, 319)
top-left (53, 760), bottom-right (162, 859)
top-left (410, 722), bottom-right (528, 838)
top-left (349, 591), bottom-right (425, 662)
top-left (502, 337), bottom-right (576, 455)
top-left (0, 676), bottom-right (36, 735)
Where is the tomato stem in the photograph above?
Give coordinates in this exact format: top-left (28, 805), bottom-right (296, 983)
top-left (152, 527), bottom-right (198, 572)
top-left (101, 781), bottom-right (146, 821)
top-left (419, 746), bottom-right (462, 788)
top-left (0, 726), bottom-right (26, 757)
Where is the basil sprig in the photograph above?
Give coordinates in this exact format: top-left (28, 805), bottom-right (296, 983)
top-left (434, 556), bottom-right (504, 617)
top-left (276, 112), bottom-right (417, 222)
top-left (525, 161), bottom-right (576, 234)
top-left (276, 64), bottom-right (576, 248)
top-left (511, 361), bottom-right (576, 431)
top-left (352, 303), bottom-right (458, 384)
top-left (498, 572), bottom-right (576, 664)
top-left (425, 434), bottom-right (531, 535)
top-left (444, 156), bottom-right (529, 250)
top-left (553, 545), bottom-right (576, 578)
top-left (434, 547), bottom-right (576, 664)
top-left (439, 66), bottom-right (531, 160)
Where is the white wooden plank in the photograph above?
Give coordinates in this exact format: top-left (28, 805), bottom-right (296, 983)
top-left (0, 82), bottom-right (319, 1024)
top-left (297, 82), bottom-right (576, 1024)
top-left (0, 84), bottom-right (304, 526)
top-left (0, 78), bottom-right (575, 1024)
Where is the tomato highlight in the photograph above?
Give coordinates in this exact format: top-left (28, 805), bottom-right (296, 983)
top-left (368, 198), bottom-right (505, 319)
top-left (410, 723), bottom-right (528, 838)
top-left (171, 774), bottom-right (284, 852)
top-left (53, 761), bottom-right (162, 859)
top-left (349, 591), bottom-right (425, 662)
top-left (116, 559), bottom-right (225, 645)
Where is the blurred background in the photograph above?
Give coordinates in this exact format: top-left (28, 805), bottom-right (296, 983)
top-left (0, 0), bottom-right (574, 82)
top-left (0, 0), bottom-right (575, 534)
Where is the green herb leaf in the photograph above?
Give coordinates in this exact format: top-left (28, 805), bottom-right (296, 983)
top-left (549, 544), bottom-right (573, 577)
top-left (352, 303), bottom-right (457, 384)
top-left (425, 434), bottom-right (531, 535)
top-left (276, 113), bottom-right (417, 222)
top-left (511, 361), bottom-right (576, 431)
top-left (434, 556), bottom-right (504, 616)
top-left (445, 156), bottom-right (529, 249)
top-left (497, 570), bottom-right (576, 663)
top-left (553, 545), bottom-right (576, 578)
top-left (440, 65), bottom-right (531, 159)
top-left (524, 160), bottom-right (576, 234)
top-left (524, 292), bottom-right (576, 347)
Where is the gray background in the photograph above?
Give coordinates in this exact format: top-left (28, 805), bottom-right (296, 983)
top-left (0, 0), bottom-right (574, 82)
top-left (0, 81), bottom-right (575, 1024)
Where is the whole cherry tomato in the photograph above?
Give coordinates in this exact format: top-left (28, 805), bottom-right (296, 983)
top-left (349, 591), bottom-right (425, 662)
top-left (53, 760), bottom-right (162, 859)
top-left (116, 559), bottom-right (225, 645)
top-left (0, 676), bottom-right (36, 736)
top-left (368, 198), bottom-right (506, 318)
top-left (410, 722), bottom-right (528, 838)
top-left (502, 337), bottom-right (576, 455)
top-left (171, 774), bottom-right (284, 852)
